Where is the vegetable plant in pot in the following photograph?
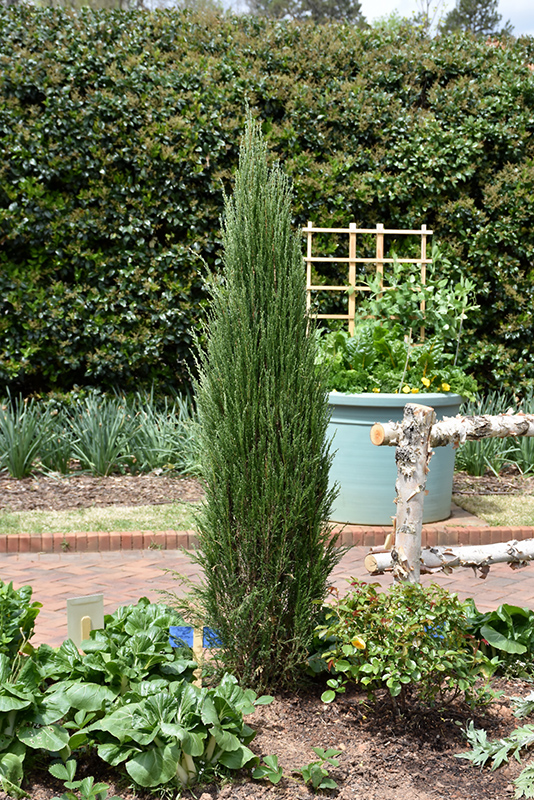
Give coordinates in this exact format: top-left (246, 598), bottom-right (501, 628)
top-left (316, 251), bottom-right (479, 525)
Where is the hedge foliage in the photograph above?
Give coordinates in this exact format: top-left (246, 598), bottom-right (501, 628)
top-left (1, 7), bottom-right (534, 394)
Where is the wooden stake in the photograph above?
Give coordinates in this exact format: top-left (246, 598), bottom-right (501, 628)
top-left (348, 222), bottom-right (357, 335)
top-left (306, 221), bottom-right (313, 315)
top-left (420, 224), bottom-right (427, 341)
top-left (376, 222), bottom-right (384, 290)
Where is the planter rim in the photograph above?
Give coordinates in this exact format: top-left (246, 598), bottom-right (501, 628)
top-left (327, 391), bottom-right (462, 409)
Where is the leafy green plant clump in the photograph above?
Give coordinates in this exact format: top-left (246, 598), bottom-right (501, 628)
top-left (0, 390), bottom-right (200, 478)
top-left (0, 595), bottom-right (272, 797)
top-left (0, 580), bottom-right (41, 660)
top-left (316, 254), bottom-right (479, 398)
top-left (464, 600), bottom-right (534, 676)
top-left (310, 580), bottom-right (493, 714)
top-left (458, 721), bottom-right (534, 799)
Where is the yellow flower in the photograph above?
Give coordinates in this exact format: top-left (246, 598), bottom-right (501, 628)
top-left (442, 382), bottom-right (451, 392)
top-left (351, 636), bottom-right (366, 650)
top-left (402, 385), bottom-right (411, 394)
top-left (411, 387), bottom-right (419, 393)
top-left (421, 377), bottom-right (431, 388)
top-left (372, 387), bottom-right (380, 393)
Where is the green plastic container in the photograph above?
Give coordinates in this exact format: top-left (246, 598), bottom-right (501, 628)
top-left (327, 392), bottom-right (462, 525)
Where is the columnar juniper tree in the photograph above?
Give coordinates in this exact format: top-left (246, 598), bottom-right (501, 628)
top-left (192, 118), bottom-right (340, 692)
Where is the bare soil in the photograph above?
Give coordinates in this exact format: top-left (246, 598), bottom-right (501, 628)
top-left (0, 472), bottom-right (204, 512)
top-left (5, 679), bottom-right (534, 800)
top-left (1, 468), bottom-right (533, 800)
top-left (452, 466), bottom-right (534, 497)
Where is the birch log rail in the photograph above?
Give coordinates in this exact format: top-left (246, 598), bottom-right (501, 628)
top-left (367, 406), bottom-right (534, 583)
top-left (370, 412), bottom-right (534, 449)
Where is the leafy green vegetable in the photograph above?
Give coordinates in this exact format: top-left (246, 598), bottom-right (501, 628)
top-left (0, 596), bottom-right (271, 794)
top-left (316, 256), bottom-right (478, 398)
top-left (465, 601), bottom-right (534, 673)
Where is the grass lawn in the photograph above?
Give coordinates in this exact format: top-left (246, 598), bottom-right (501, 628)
top-left (452, 494), bottom-right (534, 527)
top-left (1, 496), bottom-right (532, 533)
top-left (0, 502), bottom-right (199, 534)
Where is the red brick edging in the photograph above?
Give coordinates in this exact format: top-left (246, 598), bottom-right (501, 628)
top-left (0, 530), bottom-right (199, 554)
top-left (1, 525), bottom-right (534, 554)
top-left (332, 524), bottom-right (534, 549)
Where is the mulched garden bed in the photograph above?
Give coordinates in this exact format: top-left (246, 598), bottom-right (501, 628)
top-left (0, 472), bottom-right (204, 512)
top-left (1, 466), bottom-right (532, 515)
top-left (4, 679), bottom-right (533, 800)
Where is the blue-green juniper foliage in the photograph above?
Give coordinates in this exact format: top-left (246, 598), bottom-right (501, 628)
top-left (191, 117), bottom-right (340, 691)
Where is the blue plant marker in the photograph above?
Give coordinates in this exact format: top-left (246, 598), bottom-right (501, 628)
top-left (169, 626), bottom-right (222, 649)
top-left (203, 627), bottom-right (223, 647)
top-left (169, 625), bottom-right (194, 648)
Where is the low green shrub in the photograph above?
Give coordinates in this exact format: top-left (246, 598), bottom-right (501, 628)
top-left (310, 580), bottom-right (493, 714)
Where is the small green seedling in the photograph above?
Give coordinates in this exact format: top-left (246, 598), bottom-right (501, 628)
top-left (252, 754), bottom-right (284, 784)
top-left (50, 760), bottom-right (121, 800)
top-left (253, 747), bottom-right (342, 792)
top-left (295, 747), bottom-right (341, 791)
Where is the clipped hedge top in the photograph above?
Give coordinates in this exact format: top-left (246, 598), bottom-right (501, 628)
top-left (1, 7), bottom-right (534, 394)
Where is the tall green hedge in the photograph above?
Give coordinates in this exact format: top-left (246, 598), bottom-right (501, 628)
top-left (1, 7), bottom-right (533, 394)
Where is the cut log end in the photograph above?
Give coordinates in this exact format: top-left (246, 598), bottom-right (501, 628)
top-left (370, 423), bottom-right (386, 446)
top-left (364, 553), bottom-right (379, 574)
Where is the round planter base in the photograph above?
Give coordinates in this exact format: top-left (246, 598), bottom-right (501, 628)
top-left (327, 392), bottom-right (462, 526)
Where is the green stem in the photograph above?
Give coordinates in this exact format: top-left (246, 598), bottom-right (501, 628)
top-left (398, 328), bottom-right (413, 392)
top-left (454, 315), bottom-right (463, 367)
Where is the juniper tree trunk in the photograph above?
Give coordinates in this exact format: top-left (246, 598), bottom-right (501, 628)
top-left (192, 118), bottom-right (340, 691)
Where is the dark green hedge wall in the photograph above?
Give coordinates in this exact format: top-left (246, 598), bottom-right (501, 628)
top-left (1, 7), bottom-right (533, 394)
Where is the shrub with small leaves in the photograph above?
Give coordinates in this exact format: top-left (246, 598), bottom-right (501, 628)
top-left (311, 580), bottom-right (493, 713)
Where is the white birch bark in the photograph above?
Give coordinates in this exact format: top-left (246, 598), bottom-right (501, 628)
top-left (370, 413), bottom-right (534, 449)
top-left (365, 538), bottom-right (534, 578)
top-left (390, 403), bottom-right (435, 584)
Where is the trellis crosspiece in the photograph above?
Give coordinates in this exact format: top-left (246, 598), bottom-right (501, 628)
top-left (365, 404), bottom-right (534, 583)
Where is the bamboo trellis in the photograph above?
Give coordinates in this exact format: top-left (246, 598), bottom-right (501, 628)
top-left (303, 222), bottom-right (432, 335)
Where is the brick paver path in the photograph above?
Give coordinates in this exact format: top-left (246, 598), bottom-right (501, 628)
top-left (3, 547), bottom-right (533, 648)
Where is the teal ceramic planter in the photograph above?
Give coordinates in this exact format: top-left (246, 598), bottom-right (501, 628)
top-left (327, 392), bottom-right (462, 525)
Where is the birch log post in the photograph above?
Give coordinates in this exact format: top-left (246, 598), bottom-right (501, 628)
top-left (383, 403), bottom-right (436, 584)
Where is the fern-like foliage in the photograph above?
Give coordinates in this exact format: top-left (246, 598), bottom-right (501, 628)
top-left (458, 721), bottom-right (534, 798)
